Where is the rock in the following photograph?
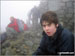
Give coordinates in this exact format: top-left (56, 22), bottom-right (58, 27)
top-left (25, 41), bottom-right (33, 47)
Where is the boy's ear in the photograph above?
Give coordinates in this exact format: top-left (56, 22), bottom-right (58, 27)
top-left (56, 24), bottom-right (58, 27)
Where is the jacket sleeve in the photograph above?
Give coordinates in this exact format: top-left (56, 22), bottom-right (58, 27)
top-left (59, 32), bottom-right (74, 52)
top-left (33, 36), bottom-right (47, 55)
top-left (8, 23), bottom-right (15, 27)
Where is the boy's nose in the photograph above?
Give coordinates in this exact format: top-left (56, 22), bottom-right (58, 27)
top-left (45, 26), bottom-right (49, 31)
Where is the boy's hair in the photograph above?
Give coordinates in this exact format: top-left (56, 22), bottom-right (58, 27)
top-left (40, 11), bottom-right (59, 25)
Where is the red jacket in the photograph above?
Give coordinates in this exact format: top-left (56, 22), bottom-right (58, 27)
top-left (8, 18), bottom-right (20, 32)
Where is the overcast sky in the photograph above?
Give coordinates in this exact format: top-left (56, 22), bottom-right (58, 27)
top-left (1, 1), bottom-right (40, 32)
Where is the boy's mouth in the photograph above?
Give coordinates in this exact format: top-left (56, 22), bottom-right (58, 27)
top-left (46, 32), bottom-right (51, 34)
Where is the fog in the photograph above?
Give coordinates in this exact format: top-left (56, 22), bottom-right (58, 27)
top-left (1, 1), bottom-right (40, 32)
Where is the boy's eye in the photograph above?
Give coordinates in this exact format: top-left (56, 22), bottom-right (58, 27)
top-left (48, 24), bottom-right (51, 26)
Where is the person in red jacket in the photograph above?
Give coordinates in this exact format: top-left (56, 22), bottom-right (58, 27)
top-left (7, 16), bottom-right (28, 34)
top-left (7, 16), bottom-right (20, 32)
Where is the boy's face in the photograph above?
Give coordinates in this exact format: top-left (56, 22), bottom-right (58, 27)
top-left (42, 21), bottom-right (58, 37)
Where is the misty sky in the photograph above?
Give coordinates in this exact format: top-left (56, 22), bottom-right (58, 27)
top-left (1, 1), bottom-right (40, 32)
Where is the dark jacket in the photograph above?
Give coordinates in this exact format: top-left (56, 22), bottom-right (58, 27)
top-left (33, 25), bottom-right (74, 55)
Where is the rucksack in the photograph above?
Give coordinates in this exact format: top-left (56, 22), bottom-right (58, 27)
top-left (17, 19), bottom-right (25, 32)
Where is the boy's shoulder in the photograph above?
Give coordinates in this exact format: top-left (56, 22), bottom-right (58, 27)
top-left (61, 28), bottom-right (74, 40)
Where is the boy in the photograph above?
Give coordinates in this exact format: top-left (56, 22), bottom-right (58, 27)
top-left (33, 11), bottom-right (74, 55)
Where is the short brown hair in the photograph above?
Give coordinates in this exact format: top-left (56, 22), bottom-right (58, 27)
top-left (40, 11), bottom-right (59, 25)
